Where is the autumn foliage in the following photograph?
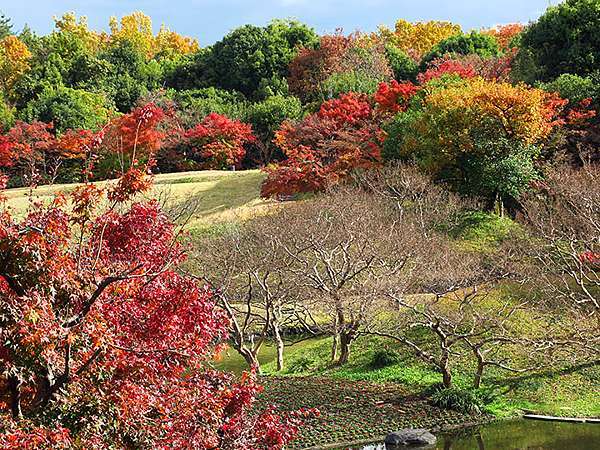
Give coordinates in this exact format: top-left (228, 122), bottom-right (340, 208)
top-left (423, 77), bottom-right (566, 146)
top-left (482, 23), bottom-right (524, 51)
top-left (261, 93), bottom-right (383, 197)
top-left (181, 113), bottom-right (256, 170)
top-left (374, 80), bottom-right (419, 114)
top-left (0, 109), bottom-right (306, 449)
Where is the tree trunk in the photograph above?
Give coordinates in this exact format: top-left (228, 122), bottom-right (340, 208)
top-left (331, 333), bottom-right (338, 362)
top-left (273, 323), bottom-right (285, 372)
top-left (8, 374), bottom-right (23, 420)
top-left (442, 368), bottom-right (452, 389)
top-left (440, 349), bottom-right (452, 388)
top-left (337, 331), bottom-right (352, 365)
top-left (237, 346), bottom-right (261, 374)
top-left (473, 352), bottom-right (485, 389)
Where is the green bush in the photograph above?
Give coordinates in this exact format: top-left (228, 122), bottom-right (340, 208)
top-left (385, 44), bottom-right (419, 82)
top-left (287, 354), bottom-right (321, 374)
top-left (174, 88), bottom-right (249, 123)
top-left (370, 348), bottom-right (402, 369)
top-left (322, 71), bottom-right (384, 97)
top-left (539, 73), bottom-right (599, 105)
top-left (20, 86), bottom-right (113, 133)
top-left (426, 384), bottom-right (494, 414)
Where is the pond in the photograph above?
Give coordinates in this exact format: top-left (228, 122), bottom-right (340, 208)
top-left (341, 419), bottom-right (600, 450)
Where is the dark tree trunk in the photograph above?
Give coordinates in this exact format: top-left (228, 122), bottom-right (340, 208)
top-left (337, 332), bottom-right (352, 365)
top-left (8, 374), bottom-right (23, 420)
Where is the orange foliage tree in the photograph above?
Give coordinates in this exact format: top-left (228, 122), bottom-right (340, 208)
top-left (482, 23), bottom-right (524, 51)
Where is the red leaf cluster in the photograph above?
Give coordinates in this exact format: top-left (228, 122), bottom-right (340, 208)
top-left (102, 102), bottom-right (166, 161)
top-left (374, 80), bottom-right (419, 114)
top-left (0, 171), bottom-right (304, 448)
top-left (261, 93), bottom-right (383, 197)
top-left (566, 98), bottom-right (597, 127)
top-left (418, 59), bottom-right (477, 84)
top-left (182, 113), bottom-right (256, 170)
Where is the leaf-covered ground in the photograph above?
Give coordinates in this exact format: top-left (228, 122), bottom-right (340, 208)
top-left (257, 377), bottom-right (487, 449)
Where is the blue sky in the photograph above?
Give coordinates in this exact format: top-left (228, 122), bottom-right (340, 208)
top-left (2, 0), bottom-right (558, 45)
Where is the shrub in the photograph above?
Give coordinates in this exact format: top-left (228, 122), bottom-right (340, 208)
top-left (385, 44), bottom-right (419, 81)
top-left (20, 86), bottom-right (113, 133)
top-left (163, 113), bottom-right (256, 171)
top-left (426, 384), bottom-right (489, 414)
top-left (539, 73), bottom-right (599, 106)
top-left (370, 348), bottom-right (402, 369)
top-left (261, 92), bottom-right (382, 197)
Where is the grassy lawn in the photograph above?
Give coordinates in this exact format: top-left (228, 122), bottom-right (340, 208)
top-left (3, 170), bottom-right (271, 230)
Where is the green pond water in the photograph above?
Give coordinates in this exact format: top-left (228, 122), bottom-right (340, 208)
top-left (347, 420), bottom-right (600, 449)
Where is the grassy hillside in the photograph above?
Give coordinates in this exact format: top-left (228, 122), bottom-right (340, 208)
top-left (3, 170), bottom-right (269, 230)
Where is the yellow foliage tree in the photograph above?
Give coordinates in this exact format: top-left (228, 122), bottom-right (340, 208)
top-left (109, 11), bottom-right (156, 57)
top-left (54, 12), bottom-right (102, 52)
top-left (109, 12), bottom-right (199, 59)
top-left (0, 35), bottom-right (31, 99)
top-left (424, 77), bottom-right (564, 146)
top-left (379, 20), bottom-right (462, 59)
top-left (155, 25), bottom-right (199, 58)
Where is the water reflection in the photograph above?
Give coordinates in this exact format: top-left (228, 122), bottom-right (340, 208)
top-left (341, 420), bottom-right (600, 450)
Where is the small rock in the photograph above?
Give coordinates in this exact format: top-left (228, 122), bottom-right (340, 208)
top-left (384, 429), bottom-right (436, 448)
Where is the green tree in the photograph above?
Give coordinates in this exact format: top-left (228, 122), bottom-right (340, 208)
top-left (518, 0), bottom-right (600, 82)
top-left (0, 11), bottom-right (12, 39)
top-left (539, 73), bottom-right (599, 106)
top-left (421, 31), bottom-right (500, 69)
top-left (170, 20), bottom-right (318, 99)
top-left (385, 44), bottom-right (419, 81)
top-left (100, 39), bottom-right (163, 111)
top-left (20, 86), bottom-right (113, 133)
top-left (245, 94), bottom-right (303, 163)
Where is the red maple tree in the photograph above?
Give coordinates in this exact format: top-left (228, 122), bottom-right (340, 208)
top-left (0, 106), bottom-right (310, 449)
top-left (261, 93), bottom-right (383, 197)
top-left (182, 113), bottom-right (256, 170)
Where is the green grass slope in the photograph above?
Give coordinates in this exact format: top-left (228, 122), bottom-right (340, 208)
top-left (3, 170), bottom-right (269, 230)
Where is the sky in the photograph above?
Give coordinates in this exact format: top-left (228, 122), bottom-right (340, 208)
top-left (1, 0), bottom-right (559, 45)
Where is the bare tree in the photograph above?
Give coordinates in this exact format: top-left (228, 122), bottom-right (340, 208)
top-left (268, 187), bottom-right (407, 365)
top-left (519, 164), bottom-right (600, 355)
top-left (191, 214), bottom-right (312, 372)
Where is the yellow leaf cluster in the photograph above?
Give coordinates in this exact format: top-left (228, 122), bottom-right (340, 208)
top-left (379, 20), bottom-right (462, 58)
top-left (425, 77), bottom-right (560, 145)
top-left (54, 12), bottom-right (102, 52)
top-left (109, 12), bottom-right (199, 59)
top-left (0, 36), bottom-right (31, 97)
top-left (156, 25), bottom-right (199, 58)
